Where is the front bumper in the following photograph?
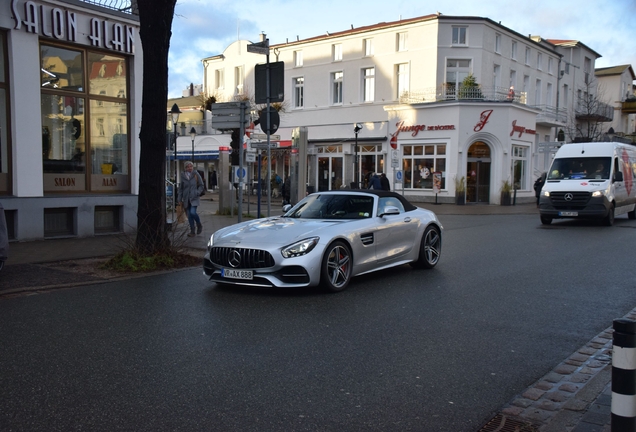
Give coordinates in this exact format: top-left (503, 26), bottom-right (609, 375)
top-left (539, 194), bottom-right (611, 219)
top-left (203, 251), bottom-right (318, 288)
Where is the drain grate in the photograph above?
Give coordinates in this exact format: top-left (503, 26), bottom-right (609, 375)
top-left (477, 414), bottom-right (539, 432)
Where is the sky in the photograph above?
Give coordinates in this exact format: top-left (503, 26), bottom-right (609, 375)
top-left (167, 0), bottom-right (636, 98)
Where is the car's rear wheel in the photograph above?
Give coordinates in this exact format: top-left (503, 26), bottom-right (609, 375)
top-left (321, 240), bottom-right (352, 293)
top-left (540, 216), bottom-right (552, 225)
top-left (628, 207), bottom-right (636, 220)
top-left (411, 225), bottom-right (441, 269)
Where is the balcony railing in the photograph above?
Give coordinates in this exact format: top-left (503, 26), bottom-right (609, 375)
top-left (400, 84), bottom-right (567, 125)
top-left (621, 100), bottom-right (636, 114)
top-left (77, 0), bottom-right (136, 14)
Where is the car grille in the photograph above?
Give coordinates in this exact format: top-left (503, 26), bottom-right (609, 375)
top-left (549, 191), bottom-right (591, 210)
top-left (209, 247), bottom-right (275, 269)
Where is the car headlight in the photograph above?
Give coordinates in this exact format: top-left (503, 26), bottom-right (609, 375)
top-left (542, 190), bottom-right (550, 197)
top-left (592, 190), bottom-right (604, 197)
top-left (207, 234), bottom-right (215, 252)
top-left (281, 237), bottom-right (319, 258)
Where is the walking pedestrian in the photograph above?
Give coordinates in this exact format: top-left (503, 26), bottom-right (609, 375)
top-left (368, 172), bottom-right (382, 190)
top-left (380, 173), bottom-right (390, 191)
top-left (178, 161), bottom-right (204, 237)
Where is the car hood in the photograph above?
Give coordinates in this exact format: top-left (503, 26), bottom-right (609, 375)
top-left (212, 217), bottom-right (345, 246)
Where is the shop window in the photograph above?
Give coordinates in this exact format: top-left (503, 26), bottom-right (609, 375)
top-left (402, 144), bottom-right (446, 190)
top-left (512, 145), bottom-right (528, 190)
top-left (41, 44), bottom-right (129, 194)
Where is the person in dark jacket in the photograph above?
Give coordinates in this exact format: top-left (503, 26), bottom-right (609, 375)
top-left (533, 172), bottom-right (547, 206)
top-left (380, 173), bottom-right (390, 191)
top-left (178, 161), bottom-right (205, 236)
top-left (368, 173), bottom-right (382, 190)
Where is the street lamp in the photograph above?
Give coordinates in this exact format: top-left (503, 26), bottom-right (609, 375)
top-left (354, 123), bottom-right (363, 189)
top-left (190, 127), bottom-right (196, 165)
top-left (169, 103), bottom-right (181, 185)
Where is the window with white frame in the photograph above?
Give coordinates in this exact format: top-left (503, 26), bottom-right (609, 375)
top-left (512, 145), bottom-right (528, 190)
top-left (584, 57), bottom-right (592, 84)
top-left (362, 67), bottom-right (374, 102)
top-left (401, 144), bottom-right (447, 190)
top-left (537, 53), bottom-right (543, 70)
top-left (215, 69), bottom-right (224, 90)
top-left (525, 47), bottom-right (530, 65)
top-left (548, 57), bottom-right (554, 74)
top-left (294, 50), bottom-right (303, 67)
top-left (535, 79), bottom-right (541, 105)
top-left (493, 64), bottom-right (501, 89)
top-left (563, 84), bottom-right (569, 107)
top-left (546, 82), bottom-right (553, 106)
top-left (293, 77), bottom-right (304, 108)
top-left (234, 66), bottom-right (243, 95)
top-left (396, 63), bottom-right (409, 99)
top-left (333, 44), bottom-right (342, 61)
top-left (452, 26), bottom-right (467, 45)
top-left (510, 70), bottom-right (516, 89)
top-left (445, 59), bottom-right (471, 89)
top-left (364, 38), bottom-right (374, 56)
top-left (511, 41), bottom-right (517, 60)
top-left (331, 71), bottom-right (343, 104)
top-left (397, 32), bottom-right (408, 51)
top-left (495, 33), bottom-right (501, 53)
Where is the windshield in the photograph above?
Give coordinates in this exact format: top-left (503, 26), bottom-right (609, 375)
top-left (547, 157), bottom-right (611, 180)
top-left (284, 194), bottom-right (374, 219)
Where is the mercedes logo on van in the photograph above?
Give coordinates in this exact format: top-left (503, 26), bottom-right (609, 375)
top-left (564, 193), bottom-right (574, 201)
top-left (229, 250), bottom-right (242, 268)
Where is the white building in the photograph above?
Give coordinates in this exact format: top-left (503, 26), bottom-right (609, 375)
top-left (201, 14), bottom-right (627, 204)
top-left (595, 64), bottom-right (636, 139)
top-left (0, 0), bottom-right (142, 240)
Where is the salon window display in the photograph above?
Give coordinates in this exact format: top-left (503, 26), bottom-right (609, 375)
top-left (40, 43), bottom-right (130, 192)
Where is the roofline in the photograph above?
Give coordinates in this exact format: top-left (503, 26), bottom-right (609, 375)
top-left (545, 39), bottom-right (603, 58)
top-left (271, 14), bottom-right (561, 57)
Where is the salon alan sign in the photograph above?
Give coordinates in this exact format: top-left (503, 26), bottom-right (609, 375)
top-left (11, 0), bottom-right (135, 54)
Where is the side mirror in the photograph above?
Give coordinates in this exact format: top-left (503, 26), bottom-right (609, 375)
top-left (379, 206), bottom-right (400, 217)
top-left (282, 204), bottom-right (292, 213)
top-left (614, 171), bottom-right (624, 182)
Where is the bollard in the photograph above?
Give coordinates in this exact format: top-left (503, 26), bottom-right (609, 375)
top-left (612, 318), bottom-right (636, 431)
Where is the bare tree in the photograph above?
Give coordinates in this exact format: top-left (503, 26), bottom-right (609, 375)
top-left (565, 78), bottom-right (614, 143)
top-left (135, 0), bottom-right (178, 254)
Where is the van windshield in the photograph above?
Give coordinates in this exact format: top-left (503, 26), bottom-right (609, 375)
top-left (548, 157), bottom-right (611, 180)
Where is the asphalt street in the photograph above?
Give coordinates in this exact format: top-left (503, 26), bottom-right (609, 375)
top-left (1, 208), bottom-right (634, 431)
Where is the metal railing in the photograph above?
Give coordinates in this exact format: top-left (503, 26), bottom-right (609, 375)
top-left (77, 0), bottom-right (136, 14)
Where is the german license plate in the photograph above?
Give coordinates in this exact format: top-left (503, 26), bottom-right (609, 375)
top-left (222, 268), bottom-right (253, 280)
top-left (559, 211), bottom-right (578, 217)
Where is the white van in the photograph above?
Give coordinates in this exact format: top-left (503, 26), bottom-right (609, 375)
top-left (539, 142), bottom-right (636, 225)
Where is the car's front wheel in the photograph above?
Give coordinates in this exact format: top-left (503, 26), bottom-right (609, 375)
top-left (411, 225), bottom-right (441, 269)
top-left (603, 205), bottom-right (615, 226)
top-left (321, 240), bottom-right (352, 293)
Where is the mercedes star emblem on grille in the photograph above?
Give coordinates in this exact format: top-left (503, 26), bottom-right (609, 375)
top-left (229, 250), bottom-right (242, 268)
top-left (564, 193), bottom-right (574, 201)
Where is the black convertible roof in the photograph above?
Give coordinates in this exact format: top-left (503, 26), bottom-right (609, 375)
top-left (315, 190), bottom-right (417, 212)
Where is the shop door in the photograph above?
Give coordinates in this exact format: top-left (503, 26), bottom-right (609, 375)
top-left (318, 156), bottom-right (343, 191)
top-left (466, 161), bottom-right (491, 203)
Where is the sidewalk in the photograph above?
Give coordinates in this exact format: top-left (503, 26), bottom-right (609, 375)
top-left (0, 191), bottom-right (613, 431)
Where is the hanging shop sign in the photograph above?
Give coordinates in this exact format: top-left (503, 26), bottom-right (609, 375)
top-left (11, 0), bottom-right (136, 54)
top-left (510, 120), bottom-right (536, 138)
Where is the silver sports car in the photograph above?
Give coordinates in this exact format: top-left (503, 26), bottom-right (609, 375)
top-left (203, 190), bottom-right (442, 292)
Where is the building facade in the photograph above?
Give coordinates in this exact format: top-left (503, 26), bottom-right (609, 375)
top-left (0, 0), bottom-right (142, 241)
top-left (200, 14), bottom-right (627, 204)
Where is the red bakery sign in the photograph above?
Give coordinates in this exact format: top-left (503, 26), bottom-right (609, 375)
top-left (390, 120), bottom-right (456, 148)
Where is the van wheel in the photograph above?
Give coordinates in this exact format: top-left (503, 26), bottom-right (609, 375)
top-left (628, 208), bottom-right (636, 220)
top-left (603, 205), bottom-right (615, 226)
top-left (540, 216), bottom-right (552, 225)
